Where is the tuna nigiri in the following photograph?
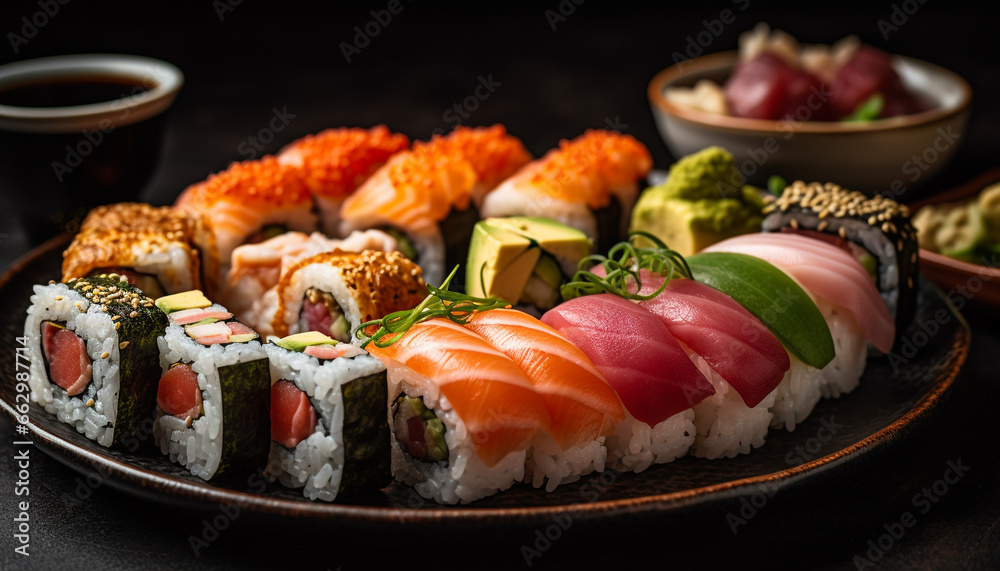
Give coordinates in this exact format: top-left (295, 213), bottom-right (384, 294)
top-left (541, 294), bottom-right (714, 473)
top-left (463, 308), bottom-right (625, 490)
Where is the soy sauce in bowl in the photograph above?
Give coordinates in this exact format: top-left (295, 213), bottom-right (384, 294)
top-left (0, 76), bottom-right (152, 108)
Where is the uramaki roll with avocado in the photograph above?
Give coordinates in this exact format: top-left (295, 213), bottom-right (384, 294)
top-left (62, 202), bottom-right (202, 298)
top-left (270, 250), bottom-right (427, 345)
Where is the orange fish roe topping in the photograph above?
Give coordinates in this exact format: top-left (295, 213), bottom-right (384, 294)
top-left (176, 156), bottom-right (311, 210)
top-left (529, 130), bottom-right (653, 209)
top-left (416, 125), bottom-right (532, 191)
top-left (279, 125), bottom-right (410, 198)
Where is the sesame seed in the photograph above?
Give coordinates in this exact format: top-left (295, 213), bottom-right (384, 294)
top-left (119, 341), bottom-right (129, 349)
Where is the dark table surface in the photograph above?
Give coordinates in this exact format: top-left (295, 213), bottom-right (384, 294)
top-left (1, 4), bottom-right (998, 570)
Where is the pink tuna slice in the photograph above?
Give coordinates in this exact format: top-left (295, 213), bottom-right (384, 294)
top-left (271, 380), bottom-right (317, 448)
top-left (634, 272), bottom-right (790, 408)
top-left (41, 322), bottom-right (92, 396)
top-left (702, 232), bottom-right (895, 354)
top-left (169, 308), bottom-right (234, 325)
top-left (302, 297), bottom-right (334, 336)
top-left (540, 294), bottom-right (714, 426)
top-left (157, 364), bottom-right (201, 419)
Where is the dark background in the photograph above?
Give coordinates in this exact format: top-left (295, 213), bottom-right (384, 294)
top-left (1, 2), bottom-right (998, 570)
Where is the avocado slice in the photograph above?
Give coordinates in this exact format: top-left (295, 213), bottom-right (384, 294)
top-left (487, 216), bottom-right (592, 261)
top-left (155, 290), bottom-right (213, 314)
top-left (274, 331), bottom-right (339, 352)
top-left (465, 217), bottom-right (591, 307)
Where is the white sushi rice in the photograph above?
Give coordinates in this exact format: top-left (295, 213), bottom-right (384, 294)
top-left (275, 262), bottom-right (376, 346)
top-left (263, 344), bottom-right (386, 502)
top-left (768, 355), bottom-right (824, 432)
top-left (605, 409), bottom-right (696, 473)
top-left (524, 433), bottom-right (609, 492)
top-left (126, 242), bottom-right (199, 294)
top-left (387, 370), bottom-right (525, 505)
top-left (24, 283), bottom-right (122, 447)
top-left (153, 324), bottom-right (267, 481)
top-left (691, 355), bottom-right (777, 460)
top-left (769, 300), bottom-right (868, 431)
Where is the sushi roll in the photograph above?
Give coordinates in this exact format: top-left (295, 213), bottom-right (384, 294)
top-left (541, 294), bottom-right (716, 472)
top-left (269, 250), bottom-right (427, 343)
top-left (62, 203), bottom-right (202, 298)
top-left (263, 332), bottom-right (390, 502)
top-left (24, 275), bottom-right (168, 447)
top-left (224, 229), bottom-right (399, 332)
top-left (338, 125), bottom-right (531, 286)
top-left (277, 125), bottom-right (410, 237)
top-left (152, 290), bottom-right (271, 481)
top-left (365, 318), bottom-right (550, 504)
top-left (479, 129), bottom-right (653, 256)
top-left (462, 309), bottom-right (625, 491)
top-left (761, 180), bottom-right (919, 340)
top-left (174, 156), bottom-right (317, 299)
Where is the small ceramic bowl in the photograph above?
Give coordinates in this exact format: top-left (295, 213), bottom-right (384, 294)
top-left (0, 54), bottom-right (184, 244)
top-left (910, 167), bottom-right (1000, 312)
top-left (647, 51), bottom-right (972, 196)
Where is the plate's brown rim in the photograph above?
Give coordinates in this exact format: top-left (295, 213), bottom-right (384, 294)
top-left (0, 238), bottom-right (971, 526)
top-left (911, 166), bottom-right (1000, 276)
top-left (647, 51), bottom-right (973, 134)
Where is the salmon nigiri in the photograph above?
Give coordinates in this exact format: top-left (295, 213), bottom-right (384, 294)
top-left (366, 318), bottom-right (549, 467)
top-left (480, 129), bottom-right (653, 254)
top-left (464, 308), bottom-right (624, 449)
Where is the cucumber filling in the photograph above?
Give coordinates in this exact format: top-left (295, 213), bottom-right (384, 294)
top-left (391, 394), bottom-right (448, 463)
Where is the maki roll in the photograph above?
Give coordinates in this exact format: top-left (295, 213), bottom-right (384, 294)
top-left (277, 125), bottom-right (410, 237)
top-left (24, 275), bottom-right (168, 447)
top-left (480, 129), bottom-right (653, 256)
top-left (62, 203), bottom-right (202, 298)
top-left (761, 180), bottom-right (918, 339)
top-left (152, 290), bottom-right (270, 481)
top-left (338, 125), bottom-right (531, 286)
top-left (263, 332), bottom-right (390, 501)
top-left (269, 250), bottom-right (426, 343)
top-left (174, 156), bottom-right (317, 299)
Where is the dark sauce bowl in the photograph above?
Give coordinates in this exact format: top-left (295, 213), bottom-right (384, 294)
top-left (0, 54), bottom-right (184, 245)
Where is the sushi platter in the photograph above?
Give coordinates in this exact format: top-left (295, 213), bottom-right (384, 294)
top-left (0, 119), bottom-right (971, 526)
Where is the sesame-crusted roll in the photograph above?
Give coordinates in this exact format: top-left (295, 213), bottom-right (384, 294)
top-left (62, 203), bottom-right (202, 298)
top-left (761, 181), bottom-right (918, 342)
top-left (277, 125), bottom-right (410, 237)
top-left (174, 156), bottom-right (318, 299)
top-left (270, 250), bottom-right (427, 345)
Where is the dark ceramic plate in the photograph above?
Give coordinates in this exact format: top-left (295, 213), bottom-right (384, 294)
top-left (0, 235), bottom-right (970, 530)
